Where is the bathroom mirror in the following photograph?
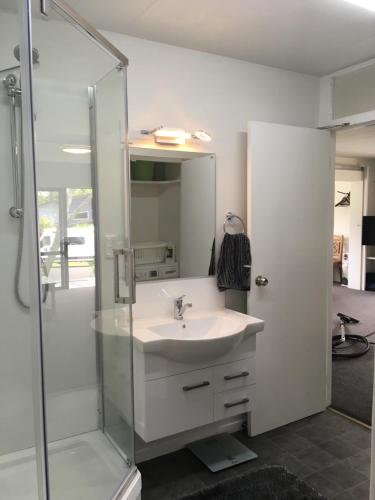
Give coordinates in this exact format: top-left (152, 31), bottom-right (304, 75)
top-left (129, 148), bottom-right (216, 282)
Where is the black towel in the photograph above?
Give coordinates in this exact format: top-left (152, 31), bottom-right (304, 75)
top-left (208, 238), bottom-right (215, 276)
top-left (217, 233), bottom-right (251, 291)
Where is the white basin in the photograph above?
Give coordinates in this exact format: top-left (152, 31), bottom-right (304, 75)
top-left (133, 308), bottom-right (264, 362)
top-left (150, 317), bottom-right (218, 339)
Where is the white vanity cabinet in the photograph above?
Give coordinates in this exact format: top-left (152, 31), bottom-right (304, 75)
top-left (134, 336), bottom-right (257, 442)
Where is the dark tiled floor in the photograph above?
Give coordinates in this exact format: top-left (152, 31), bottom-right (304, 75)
top-left (137, 410), bottom-right (371, 500)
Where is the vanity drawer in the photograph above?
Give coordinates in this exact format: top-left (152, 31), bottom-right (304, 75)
top-left (213, 358), bottom-right (255, 393)
top-left (214, 386), bottom-right (255, 421)
top-left (143, 368), bottom-right (214, 441)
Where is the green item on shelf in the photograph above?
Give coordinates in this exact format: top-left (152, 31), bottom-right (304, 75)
top-left (131, 161), bottom-right (154, 181)
top-left (153, 162), bottom-right (166, 181)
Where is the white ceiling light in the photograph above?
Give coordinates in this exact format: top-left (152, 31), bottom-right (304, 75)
top-left (62, 145), bottom-right (91, 154)
top-left (344, 0), bottom-right (375, 12)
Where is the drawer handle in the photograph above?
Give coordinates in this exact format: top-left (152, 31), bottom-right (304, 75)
top-left (224, 398), bottom-right (250, 409)
top-left (182, 381), bottom-right (210, 392)
top-left (224, 371), bottom-right (249, 381)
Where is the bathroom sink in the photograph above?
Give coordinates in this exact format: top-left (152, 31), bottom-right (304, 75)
top-left (133, 308), bottom-right (264, 362)
top-left (150, 317), bottom-right (217, 339)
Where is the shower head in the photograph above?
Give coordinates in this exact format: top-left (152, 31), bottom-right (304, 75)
top-left (13, 45), bottom-right (40, 65)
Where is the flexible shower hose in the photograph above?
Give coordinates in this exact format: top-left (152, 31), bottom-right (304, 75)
top-left (14, 118), bottom-right (29, 309)
top-left (13, 114), bottom-right (48, 309)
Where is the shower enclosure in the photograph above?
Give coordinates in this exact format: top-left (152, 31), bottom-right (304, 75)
top-left (0, 1), bottom-right (138, 499)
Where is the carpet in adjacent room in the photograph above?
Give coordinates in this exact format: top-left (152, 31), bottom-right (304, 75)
top-left (331, 285), bottom-right (375, 425)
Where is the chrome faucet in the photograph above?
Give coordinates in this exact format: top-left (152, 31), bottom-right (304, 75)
top-left (174, 295), bottom-right (192, 320)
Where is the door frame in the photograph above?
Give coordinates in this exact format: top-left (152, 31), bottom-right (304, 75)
top-left (325, 131), bottom-right (336, 407)
top-left (321, 120), bottom-right (375, 407)
top-left (324, 123), bottom-right (375, 500)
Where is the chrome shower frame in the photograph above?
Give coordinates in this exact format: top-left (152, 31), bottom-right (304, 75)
top-left (48, 0), bottom-right (128, 67)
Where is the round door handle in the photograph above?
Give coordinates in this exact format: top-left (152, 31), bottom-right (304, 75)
top-left (255, 275), bottom-right (269, 287)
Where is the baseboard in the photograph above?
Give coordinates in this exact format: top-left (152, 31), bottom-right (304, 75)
top-left (135, 415), bottom-right (246, 463)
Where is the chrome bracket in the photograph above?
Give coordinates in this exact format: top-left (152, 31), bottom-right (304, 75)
top-left (41, 0), bottom-right (49, 16)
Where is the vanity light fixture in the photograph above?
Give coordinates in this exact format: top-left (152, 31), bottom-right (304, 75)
top-left (62, 144), bottom-right (91, 155)
top-left (141, 126), bottom-right (212, 146)
top-left (191, 130), bottom-right (212, 142)
top-left (343, 0), bottom-right (375, 12)
top-left (153, 128), bottom-right (191, 145)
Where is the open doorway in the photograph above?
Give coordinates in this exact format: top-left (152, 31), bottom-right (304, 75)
top-left (331, 125), bottom-right (375, 426)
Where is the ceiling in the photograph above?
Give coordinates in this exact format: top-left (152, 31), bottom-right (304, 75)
top-left (65, 0), bottom-right (375, 76)
top-left (336, 125), bottom-right (375, 159)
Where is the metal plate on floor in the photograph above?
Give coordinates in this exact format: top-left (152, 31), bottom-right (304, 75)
top-left (187, 433), bottom-right (258, 472)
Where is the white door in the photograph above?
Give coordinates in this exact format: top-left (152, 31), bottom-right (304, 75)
top-left (247, 121), bottom-right (333, 436)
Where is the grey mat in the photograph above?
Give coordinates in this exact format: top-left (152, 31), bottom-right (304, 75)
top-left (177, 466), bottom-right (327, 500)
top-left (332, 285), bottom-right (375, 425)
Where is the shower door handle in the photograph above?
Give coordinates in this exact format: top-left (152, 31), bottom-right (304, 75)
top-left (113, 248), bottom-right (136, 305)
top-left (40, 0), bottom-right (48, 16)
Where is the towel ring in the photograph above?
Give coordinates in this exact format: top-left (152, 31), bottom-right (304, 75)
top-left (223, 212), bottom-right (245, 234)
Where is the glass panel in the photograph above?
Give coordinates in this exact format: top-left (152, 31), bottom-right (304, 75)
top-left (39, 189), bottom-right (64, 287)
top-left (0, 2), bottom-right (42, 500)
top-left (66, 188), bottom-right (95, 288)
top-left (94, 67), bottom-right (134, 458)
top-left (333, 63), bottom-right (375, 119)
top-left (30, 1), bottom-right (134, 499)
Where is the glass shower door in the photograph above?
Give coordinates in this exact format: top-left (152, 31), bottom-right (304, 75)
top-left (28, 1), bottom-right (135, 499)
top-left (93, 67), bottom-right (135, 464)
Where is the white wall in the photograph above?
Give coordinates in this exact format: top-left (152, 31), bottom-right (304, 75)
top-left (131, 184), bottom-right (160, 243)
top-left (106, 31), bottom-right (319, 229)
top-left (334, 168), bottom-right (364, 289)
top-left (131, 183), bottom-right (180, 248)
top-left (334, 180), bottom-right (351, 255)
top-left (104, 31), bottom-right (320, 308)
top-left (0, 9), bottom-right (37, 456)
top-left (349, 177), bottom-right (364, 290)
